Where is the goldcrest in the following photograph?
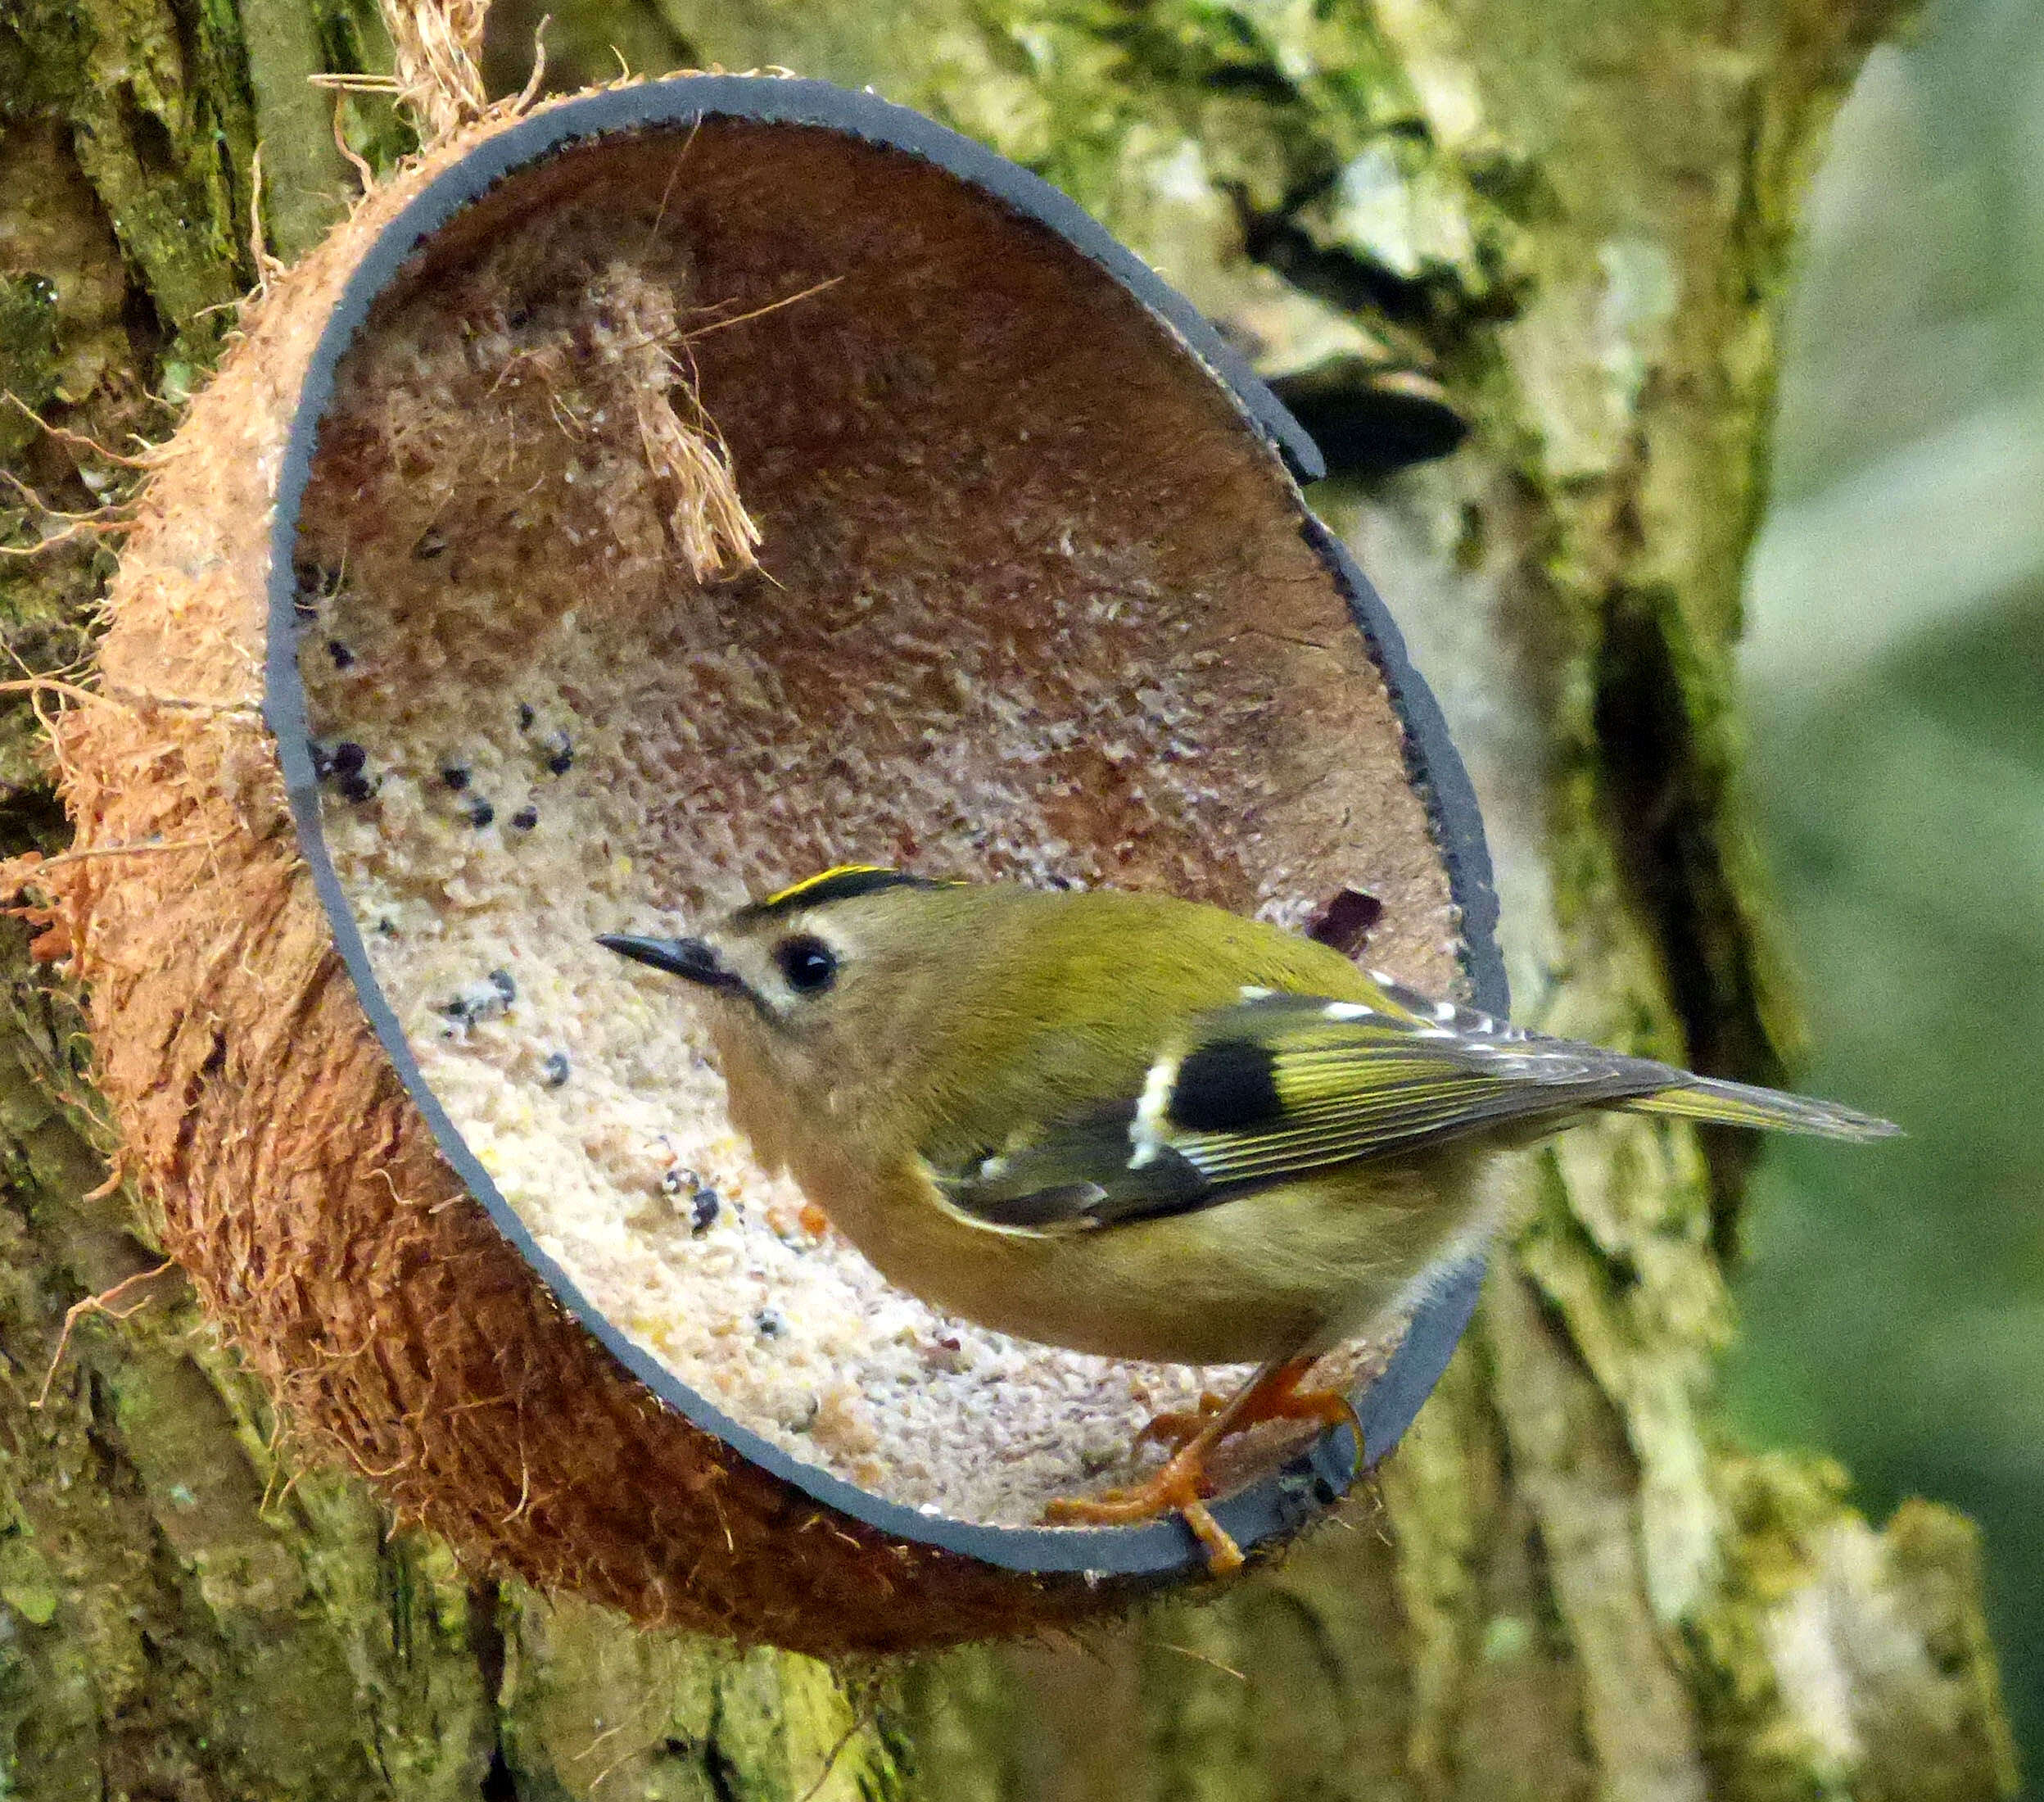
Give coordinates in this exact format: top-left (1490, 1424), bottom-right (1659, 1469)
top-left (600, 867), bottom-right (1893, 1568)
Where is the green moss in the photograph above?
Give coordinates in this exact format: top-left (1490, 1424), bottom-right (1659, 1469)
top-left (495, 1587), bottom-right (903, 1800)
top-left (0, 274), bottom-right (61, 455)
top-left (0, 1492), bottom-right (61, 1627)
top-left (1689, 1456), bottom-right (2019, 1802)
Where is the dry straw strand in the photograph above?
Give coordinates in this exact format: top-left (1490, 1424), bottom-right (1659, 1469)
top-left (378, 0), bottom-right (490, 142)
top-left (591, 262), bottom-right (762, 582)
top-left (34, 1259), bottom-right (180, 1409)
top-left (248, 148), bottom-right (290, 300)
top-left (513, 15), bottom-right (551, 116)
top-left (3, 391), bottom-right (158, 469)
top-left (332, 93), bottom-right (378, 193)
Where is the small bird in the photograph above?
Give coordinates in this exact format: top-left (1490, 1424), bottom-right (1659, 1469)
top-left (599, 866), bottom-right (1895, 1569)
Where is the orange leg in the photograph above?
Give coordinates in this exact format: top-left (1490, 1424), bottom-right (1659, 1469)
top-left (1044, 1356), bottom-right (1365, 1573)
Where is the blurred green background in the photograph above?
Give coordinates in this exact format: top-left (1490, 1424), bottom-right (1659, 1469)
top-left (1725, 0), bottom-right (2044, 1773)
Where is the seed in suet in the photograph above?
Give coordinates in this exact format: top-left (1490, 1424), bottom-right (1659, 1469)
top-left (541, 1051), bottom-right (571, 1087)
top-left (414, 526), bottom-right (449, 559)
top-left (756, 1307), bottom-right (787, 1338)
top-left (543, 730), bottom-right (573, 776)
top-left (308, 740), bottom-right (334, 779)
top-left (489, 969), bottom-right (516, 1005)
top-left (441, 765), bottom-right (470, 791)
top-left (442, 975), bottom-right (512, 1027)
top-left (510, 805), bottom-right (538, 831)
top-left (690, 1187), bottom-right (720, 1234)
top-left (517, 702), bottom-right (535, 731)
top-left (327, 640), bottom-right (355, 670)
top-left (331, 741), bottom-right (367, 777)
top-left (292, 564), bottom-right (339, 619)
top-left (464, 797), bottom-right (495, 828)
top-left (337, 772), bottom-right (378, 804)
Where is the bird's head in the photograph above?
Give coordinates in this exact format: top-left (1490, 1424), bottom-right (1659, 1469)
top-left (598, 866), bottom-right (979, 1152)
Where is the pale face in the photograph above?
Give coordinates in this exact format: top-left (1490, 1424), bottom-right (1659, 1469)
top-left (600, 888), bottom-right (970, 1168)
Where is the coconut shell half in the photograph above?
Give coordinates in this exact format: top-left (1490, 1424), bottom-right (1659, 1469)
top-left (41, 77), bottom-right (1503, 1655)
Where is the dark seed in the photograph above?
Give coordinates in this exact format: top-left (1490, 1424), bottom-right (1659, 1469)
top-left (541, 1051), bottom-right (570, 1087)
top-left (337, 772), bottom-right (377, 804)
top-left (755, 1307), bottom-right (786, 1338)
top-left (375, 916), bottom-right (399, 938)
top-left (1308, 886), bottom-right (1384, 956)
top-left (308, 740), bottom-right (334, 779)
top-left (517, 702), bottom-right (535, 731)
top-left (690, 1187), bottom-right (719, 1234)
top-left (327, 640), bottom-right (355, 670)
top-left (510, 805), bottom-right (537, 831)
top-left (293, 564), bottom-right (339, 617)
top-left (464, 797), bottom-right (495, 828)
top-left (543, 730), bottom-right (572, 776)
top-left (441, 765), bottom-right (470, 791)
top-left (330, 740), bottom-right (366, 776)
top-left (413, 526), bottom-right (448, 559)
top-left (442, 976), bottom-right (512, 1026)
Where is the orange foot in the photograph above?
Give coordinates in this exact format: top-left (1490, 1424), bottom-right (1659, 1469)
top-left (1043, 1356), bottom-right (1366, 1573)
top-left (1045, 1439), bottom-right (1244, 1571)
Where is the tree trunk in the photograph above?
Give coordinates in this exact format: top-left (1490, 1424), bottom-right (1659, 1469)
top-left (0, 2), bottom-right (2018, 1799)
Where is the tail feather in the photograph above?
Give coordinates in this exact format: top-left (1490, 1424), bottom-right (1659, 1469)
top-left (1622, 1075), bottom-right (1899, 1142)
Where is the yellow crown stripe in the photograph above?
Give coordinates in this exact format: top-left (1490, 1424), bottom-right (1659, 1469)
top-left (760, 864), bottom-right (903, 909)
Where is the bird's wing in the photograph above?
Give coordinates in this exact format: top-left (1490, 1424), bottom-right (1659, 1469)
top-left (934, 983), bottom-right (1679, 1232)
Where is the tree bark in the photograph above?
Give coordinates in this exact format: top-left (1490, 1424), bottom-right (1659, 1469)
top-left (0, 1), bottom-right (2019, 1798)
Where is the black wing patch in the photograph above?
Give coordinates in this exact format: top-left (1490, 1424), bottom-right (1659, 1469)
top-left (1166, 1039), bottom-right (1284, 1132)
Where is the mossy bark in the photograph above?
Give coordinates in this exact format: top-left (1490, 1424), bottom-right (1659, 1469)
top-left (0, 0), bottom-right (2019, 1797)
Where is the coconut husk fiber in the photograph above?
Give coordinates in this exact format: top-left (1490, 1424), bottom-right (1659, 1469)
top-left (21, 80), bottom-right (1478, 1655)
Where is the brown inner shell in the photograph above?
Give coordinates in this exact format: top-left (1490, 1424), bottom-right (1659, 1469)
top-left (292, 120), bottom-right (1459, 1528)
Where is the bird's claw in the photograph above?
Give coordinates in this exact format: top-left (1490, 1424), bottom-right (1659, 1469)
top-left (1043, 1447), bottom-right (1244, 1573)
top-left (1045, 1356), bottom-right (1364, 1572)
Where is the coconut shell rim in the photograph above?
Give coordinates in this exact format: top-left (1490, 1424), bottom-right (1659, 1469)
top-left (260, 73), bottom-right (1507, 1579)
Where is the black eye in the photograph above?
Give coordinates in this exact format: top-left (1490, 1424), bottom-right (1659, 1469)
top-left (776, 935), bottom-right (838, 994)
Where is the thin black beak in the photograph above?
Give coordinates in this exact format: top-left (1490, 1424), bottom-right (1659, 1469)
top-left (597, 933), bottom-right (741, 992)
